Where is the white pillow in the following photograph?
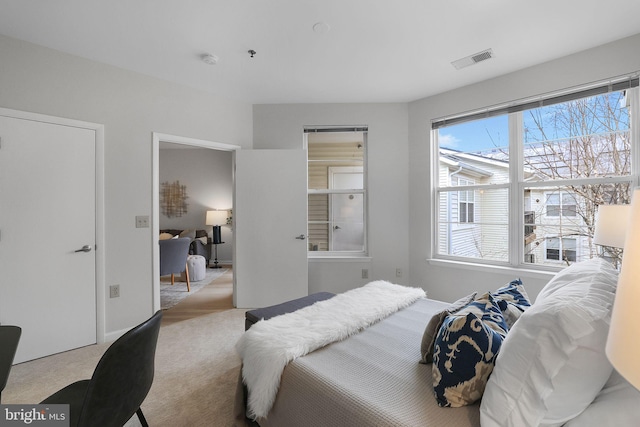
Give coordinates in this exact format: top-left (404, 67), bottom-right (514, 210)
top-left (564, 370), bottom-right (640, 427)
top-left (480, 258), bottom-right (618, 427)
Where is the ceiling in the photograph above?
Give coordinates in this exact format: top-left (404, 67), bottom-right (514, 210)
top-left (1, 0), bottom-right (640, 104)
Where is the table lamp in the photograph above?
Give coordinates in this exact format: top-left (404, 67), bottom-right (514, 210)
top-left (593, 204), bottom-right (631, 249)
top-left (206, 210), bottom-right (227, 268)
top-left (606, 188), bottom-right (640, 390)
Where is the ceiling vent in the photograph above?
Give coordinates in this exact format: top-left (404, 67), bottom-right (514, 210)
top-left (451, 48), bottom-right (494, 70)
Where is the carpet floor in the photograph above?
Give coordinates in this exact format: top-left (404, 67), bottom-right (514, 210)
top-left (4, 268), bottom-right (244, 427)
top-left (161, 268), bottom-right (228, 310)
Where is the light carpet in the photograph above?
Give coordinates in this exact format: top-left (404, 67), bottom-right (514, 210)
top-left (4, 308), bottom-right (246, 427)
top-left (161, 268), bottom-right (228, 310)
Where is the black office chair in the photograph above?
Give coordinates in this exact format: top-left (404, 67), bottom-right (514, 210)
top-left (41, 311), bottom-right (163, 427)
top-left (0, 325), bottom-right (22, 403)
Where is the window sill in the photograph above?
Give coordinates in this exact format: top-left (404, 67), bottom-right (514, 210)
top-left (309, 255), bottom-right (372, 262)
top-left (427, 258), bottom-right (558, 280)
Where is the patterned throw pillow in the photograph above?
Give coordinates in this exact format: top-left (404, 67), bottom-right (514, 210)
top-left (492, 279), bottom-right (531, 328)
top-left (420, 292), bottom-right (477, 364)
top-left (432, 312), bottom-right (506, 407)
top-left (432, 294), bottom-right (508, 407)
top-left (456, 292), bottom-right (509, 337)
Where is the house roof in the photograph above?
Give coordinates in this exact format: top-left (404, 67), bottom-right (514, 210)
top-left (1, 1), bottom-right (639, 104)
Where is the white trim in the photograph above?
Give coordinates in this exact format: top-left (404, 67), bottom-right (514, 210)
top-left (308, 256), bottom-right (372, 262)
top-left (427, 258), bottom-right (558, 280)
top-left (151, 132), bottom-right (240, 313)
top-left (0, 107), bottom-right (106, 346)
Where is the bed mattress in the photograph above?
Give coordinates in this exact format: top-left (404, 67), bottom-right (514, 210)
top-left (258, 298), bottom-right (480, 427)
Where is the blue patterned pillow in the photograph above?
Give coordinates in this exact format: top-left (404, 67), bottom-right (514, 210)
top-left (456, 292), bottom-right (509, 337)
top-left (492, 279), bottom-right (531, 328)
top-left (432, 299), bottom-right (508, 407)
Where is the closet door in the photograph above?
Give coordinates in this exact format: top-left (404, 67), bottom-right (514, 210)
top-left (0, 113), bottom-right (97, 363)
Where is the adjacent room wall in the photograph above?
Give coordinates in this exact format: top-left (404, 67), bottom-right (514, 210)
top-left (408, 33), bottom-right (640, 303)
top-left (0, 34), bottom-right (252, 334)
top-left (253, 103), bottom-right (410, 294)
top-left (159, 147), bottom-right (233, 264)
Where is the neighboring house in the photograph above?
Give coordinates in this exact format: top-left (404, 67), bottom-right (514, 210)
top-left (439, 126), bottom-right (631, 267)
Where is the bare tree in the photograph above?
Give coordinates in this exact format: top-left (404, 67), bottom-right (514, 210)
top-left (523, 92), bottom-right (631, 266)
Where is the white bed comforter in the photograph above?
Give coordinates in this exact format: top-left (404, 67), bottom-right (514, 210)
top-left (235, 281), bottom-right (426, 419)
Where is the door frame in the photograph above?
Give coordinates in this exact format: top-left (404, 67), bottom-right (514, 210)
top-left (0, 107), bottom-right (106, 346)
top-left (151, 133), bottom-right (240, 312)
top-left (328, 166), bottom-right (364, 251)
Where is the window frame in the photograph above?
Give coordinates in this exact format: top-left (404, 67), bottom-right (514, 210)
top-left (431, 79), bottom-right (640, 271)
top-left (305, 127), bottom-right (369, 258)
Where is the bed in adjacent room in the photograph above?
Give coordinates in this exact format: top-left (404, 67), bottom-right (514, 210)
top-left (235, 258), bottom-right (640, 427)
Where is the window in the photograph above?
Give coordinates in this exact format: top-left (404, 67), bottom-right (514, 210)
top-left (458, 178), bottom-right (475, 223)
top-left (546, 192), bottom-right (576, 217)
top-left (546, 237), bottom-right (577, 262)
top-left (433, 76), bottom-right (638, 269)
top-left (305, 127), bottom-right (367, 255)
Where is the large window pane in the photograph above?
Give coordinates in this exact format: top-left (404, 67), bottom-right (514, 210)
top-left (438, 116), bottom-right (509, 187)
top-left (523, 91), bottom-right (631, 182)
top-left (435, 82), bottom-right (636, 268)
top-left (438, 187), bottom-right (509, 262)
top-left (523, 183), bottom-right (632, 266)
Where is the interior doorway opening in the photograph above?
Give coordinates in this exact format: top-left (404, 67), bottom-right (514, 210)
top-left (152, 133), bottom-right (240, 313)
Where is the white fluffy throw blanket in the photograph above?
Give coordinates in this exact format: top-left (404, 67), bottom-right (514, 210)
top-left (236, 280), bottom-right (426, 419)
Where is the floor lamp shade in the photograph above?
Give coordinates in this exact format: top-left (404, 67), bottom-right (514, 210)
top-left (606, 188), bottom-right (640, 390)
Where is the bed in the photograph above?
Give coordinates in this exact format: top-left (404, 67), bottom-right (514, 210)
top-left (235, 258), bottom-right (640, 427)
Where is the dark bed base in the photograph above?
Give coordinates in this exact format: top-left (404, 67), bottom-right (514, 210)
top-left (244, 292), bottom-right (335, 330)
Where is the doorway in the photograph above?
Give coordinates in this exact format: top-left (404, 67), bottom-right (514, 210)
top-left (152, 133), bottom-right (239, 312)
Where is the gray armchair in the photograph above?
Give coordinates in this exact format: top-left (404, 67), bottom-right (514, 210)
top-left (159, 237), bottom-right (191, 292)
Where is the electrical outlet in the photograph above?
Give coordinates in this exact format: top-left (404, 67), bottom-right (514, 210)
top-left (110, 285), bottom-right (120, 298)
top-left (361, 269), bottom-right (369, 279)
top-left (396, 268), bottom-right (403, 278)
top-left (135, 215), bottom-right (149, 228)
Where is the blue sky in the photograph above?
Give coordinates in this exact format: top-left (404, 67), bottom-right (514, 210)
top-left (438, 115), bottom-right (508, 153)
top-left (438, 92), bottom-right (629, 154)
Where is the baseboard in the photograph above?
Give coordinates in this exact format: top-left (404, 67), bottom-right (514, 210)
top-left (104, 326), bottom-right (131, 343)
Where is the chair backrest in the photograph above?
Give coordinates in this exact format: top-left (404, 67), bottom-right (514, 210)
top-left (0, 325), bottom-right (22, 402)
top-left (159, 237), bottom-right (191, 276)
top-left (77, 311), bottom-right (163, 427)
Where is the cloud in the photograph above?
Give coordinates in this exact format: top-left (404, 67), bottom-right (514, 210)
top-left (439, 133), bottom-right (461, 148)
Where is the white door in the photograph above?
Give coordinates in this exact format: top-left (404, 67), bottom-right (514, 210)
top-left (234, 149), bottom-right (308, 308)
top-left (330, 167), bottom-right (364, 251)
top-left (0, 115), bottom-right (97, 363)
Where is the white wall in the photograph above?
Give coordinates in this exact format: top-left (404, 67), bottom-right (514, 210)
top-left (408, 33), bottom-right (640, 303)
top-left (253, 103), bottom-right (410, 294)
top-left (0, 35), bottom-right (252, 334)
top-left (159, 147), bottom-right (233, 263)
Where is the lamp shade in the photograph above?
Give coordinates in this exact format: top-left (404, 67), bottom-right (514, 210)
top-left (606, 188), bottom-right (640, 390)
top-left (206, 210), bottom-right (227, 226)
top-left (593, 204), bottom-right (631, 248)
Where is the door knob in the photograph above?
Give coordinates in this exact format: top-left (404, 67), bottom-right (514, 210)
top-left (295, 234), bottom-right (307, 240)
top-left (74, 245), bottom-right (92, 253)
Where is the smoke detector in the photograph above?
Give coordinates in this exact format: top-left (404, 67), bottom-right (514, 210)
top-left (451, 48), bottom-right (494, 70)
top-left (201, 53), bottom-right (219, 65)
